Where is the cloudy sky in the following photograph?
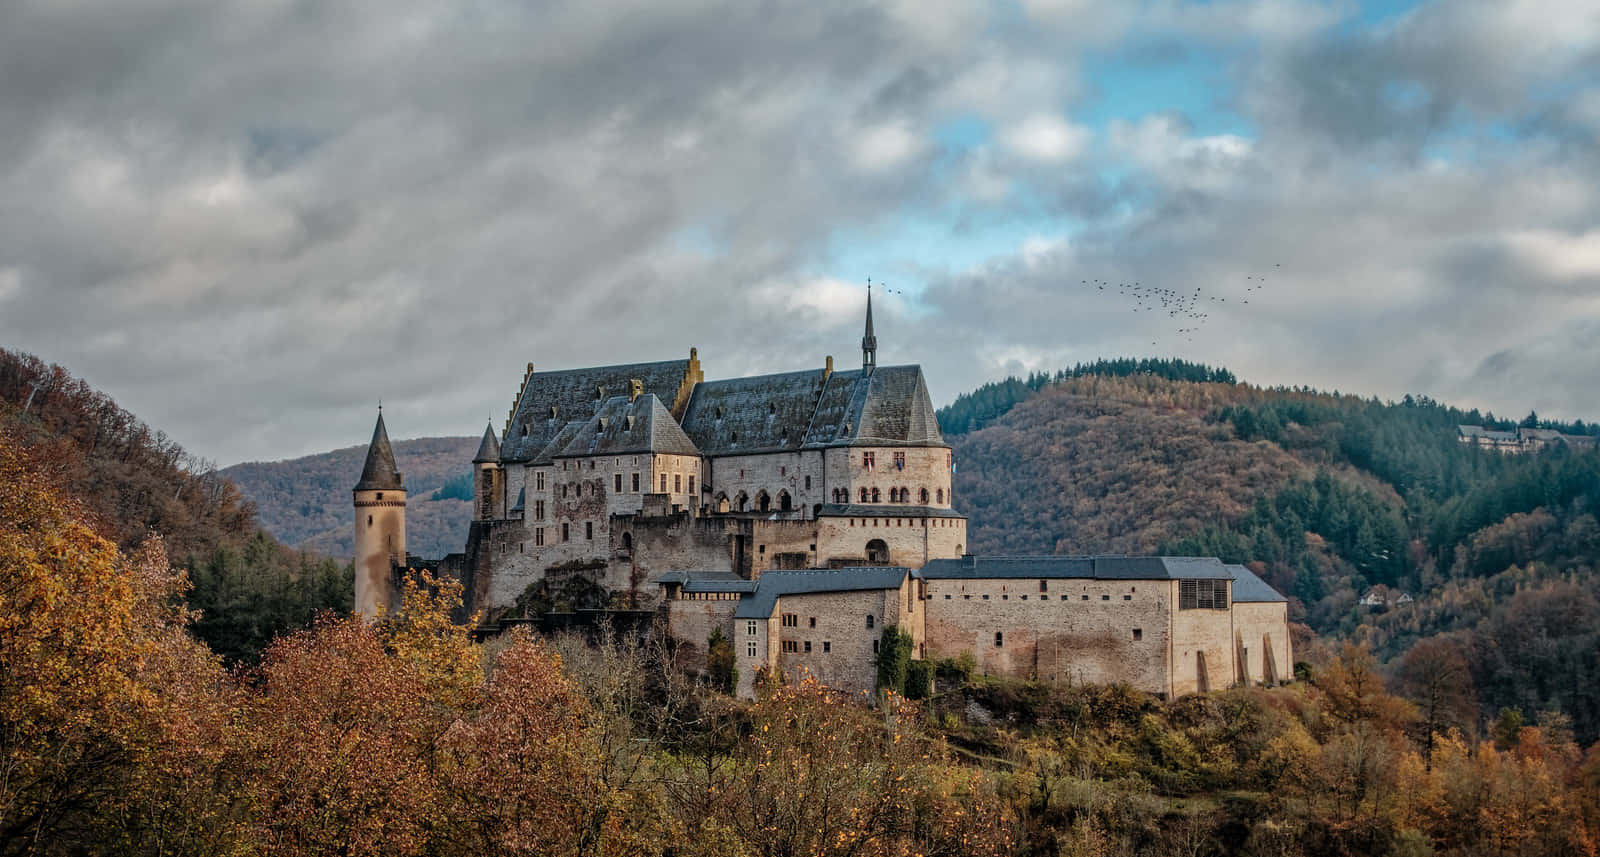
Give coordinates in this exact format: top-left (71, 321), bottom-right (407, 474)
top-left (2, 0), bottom-right (1597, 465)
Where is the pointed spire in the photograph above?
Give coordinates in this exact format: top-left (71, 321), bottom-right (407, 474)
top-left (354, 410), bottom-right (404, 491)
top-left (862, 279), bottom-right (877, 369)
top-left (473, 422), bottom-right (501, 463)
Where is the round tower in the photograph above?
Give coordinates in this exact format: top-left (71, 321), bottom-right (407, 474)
top-left (353, 409), bottom-right (406, 620)
top-left (472, 422), bottom-right (504, 521)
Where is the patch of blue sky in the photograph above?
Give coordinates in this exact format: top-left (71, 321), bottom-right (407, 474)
top-left (1354, 0), bottom-right (1427, 26)
top-left (1077, 45), bottom-right (1253, 140)
top-left (819, 211), bottom-right (1056, 300)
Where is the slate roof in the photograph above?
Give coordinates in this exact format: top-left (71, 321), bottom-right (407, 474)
top-left (529, 421), bottom-right (588, 466)
top-left (502, 359), bottom-right (693, 462)
top-left (734, 567), bottom-right (913, 619)
top-left (680, 369), bottom-right (828, 454)
top-left (803, 365), bottom-right (946, 448)
top-left (473, 424), bottom-right (500, 463)
top-left (556, 394), bottom-right (701, 459)
top-left (1226, 565), bottom-right (1287, 603)
top-left (919, 555), bottom-right (1235, 580)
top-left (354, 412), bottom-right (404, 491)
top-left (510, 487), bottom-right (525, 513)
top-left (817, 503), bottom-right (966, 519)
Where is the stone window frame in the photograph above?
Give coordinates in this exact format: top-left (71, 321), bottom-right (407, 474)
top-left (994, 631), bottom-right (1003, 648)
top-left (615, 473), bottom-right (623, 492)
top-left (781, 613), bottom-right (798, 628)
top-left (585, 521), bottom-right (593, 540)
top-left (746, 642), bottom-right (757, 657)
top-left (535, 527), bottom-right (544, 546)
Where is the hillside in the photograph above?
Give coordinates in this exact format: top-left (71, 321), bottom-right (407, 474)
top-left (222, 436), bottom-right (477, 560)
top-left (0, 347), bottom-right (350, 663)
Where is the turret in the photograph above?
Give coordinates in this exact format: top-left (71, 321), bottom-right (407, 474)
top-left (862, 282), bottom-right (877, 370)
top-left (472, 422), bottom-right (504, 521)
top-left (353, 409), bottom-right (406, 620)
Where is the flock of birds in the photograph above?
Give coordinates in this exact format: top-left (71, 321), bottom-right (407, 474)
top-left (1082, 263), bottom-right (1282, 346)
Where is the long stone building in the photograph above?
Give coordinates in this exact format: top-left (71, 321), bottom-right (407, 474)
top-left (352, 293), bottom-right (1293, 699)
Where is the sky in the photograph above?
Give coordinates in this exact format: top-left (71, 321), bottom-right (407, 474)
top-left (1, 0), bottom-right (1597, 466)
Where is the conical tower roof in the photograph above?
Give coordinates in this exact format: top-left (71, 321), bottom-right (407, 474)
top-left (354, 411), bottom-right (404, 491)
top-left (862, 284), bottom-right (877, 368)
top-left (473, 423), bottom-right (501, 463)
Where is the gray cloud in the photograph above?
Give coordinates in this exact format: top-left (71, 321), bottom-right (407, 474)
top-left (0, 0), bottom-right (1596, 465)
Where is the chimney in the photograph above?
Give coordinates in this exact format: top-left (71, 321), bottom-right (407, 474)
top-left (824, 355), bottom-right (833, 380)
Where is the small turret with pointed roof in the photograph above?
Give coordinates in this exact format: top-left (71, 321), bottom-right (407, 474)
top-left (355, 409), bottom-right (404, 491)
top-left (862, 281), bottom-right (877, 370)
top-left (472, 422), bottom-right (501, 463)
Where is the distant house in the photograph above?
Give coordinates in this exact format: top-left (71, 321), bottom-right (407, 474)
top-left (1457, 425), bottom-right (1598, 454)
top-left (1360, 585), bottom-right (1412, 608)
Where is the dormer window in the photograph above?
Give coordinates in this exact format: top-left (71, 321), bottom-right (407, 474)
top-left (595, 385), bottom-right (604, 400)
top-left (768, 403), bottom-right (776, 415)
top-left (549, 407), bottom-right (558, 420)
top-left (625, 415), bottom-right (635, 430)
top-left (598, 418), bottom-right (609, 431)
top-left (715, 407), bottom-right (724, 420)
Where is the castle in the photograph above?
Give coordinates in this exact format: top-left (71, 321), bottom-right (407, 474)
top-left (354, 294), bottom-right (1292, 699)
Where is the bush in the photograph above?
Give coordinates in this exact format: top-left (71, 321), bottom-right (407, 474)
top-left (906, 660), bottom-right (933, 700)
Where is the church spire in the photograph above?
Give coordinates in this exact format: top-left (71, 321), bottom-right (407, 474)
top-left (862, 279), bottom-right (877, 369)
top-left (354, 410), bottom-right (403, 491)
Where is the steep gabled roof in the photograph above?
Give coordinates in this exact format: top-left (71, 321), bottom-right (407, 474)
top-left (803, 365), bottom-right (945, 448)
top-left (734, 566), bottom-right (912, 619)
top-left (530, 421), bottom-right (588, 466)
top-left (556, 394), bottom-right (700, 458)
top-left (354, 412), bottom-right (404, 491)
top-left (680, 368), bottom-right (829, 454)
top-left (472, 423), bottom-right (501, 463)
top-left (501, 358), bottom-right (695, 462)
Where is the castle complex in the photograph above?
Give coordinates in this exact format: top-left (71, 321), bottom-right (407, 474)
top-left (354, 294), bottom-right (1292, 699)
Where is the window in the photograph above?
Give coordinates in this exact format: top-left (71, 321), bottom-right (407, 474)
top-left (367, 515), bottom-right (372, 526)
top-left (782, 613), bottom-right (798, 627)
top-left (803, 641), bottom-right (812, 653)
top-left (562, 523), bottom-right (570, 542)
top-left (893, 451), bottom-right (905, 470)
top-left (674, 474), bottom-right (682, 493)
top-left (660, 473), bottom-right (668, 492)
top-left (1179, 580), bottom-right (1229, 610)
top-left (823, 641), bottom-right (831, 653)
top-left (585, 521), bottom-right (593, 540)
top-left (561, 484), bottom-right (568, 498)
top-left (747, 642), bottom-right (757, 657)
top-left (872, 640), bottom-right (879, 653)
top-left (804, 475), bottom-right (811, 490)
top-left (1039, 580), bottom-right (1048, 592)
top-left (535, 500), bottom-right (545, 520)
top-left (870, 487), bottom-right (880, 503)
top-left (747, 621), bottom-right (757, 636)
top-left (781, 640), bottom-right (798, 653)
top-left (808, 616), bottom-right (816, 628)
top-left (689, 475), bottom-right (695, 494)
top-left (865, 615), bottom-right (875, 629)
top-left (632, 472), bottom-right (640, 492)
top-left (1102, 594), bottom-right (1110, 601)
top-left (936, 489), bottom-right (944, 504)
top-left (919, 488), bottom-right (930, 503)
top-left (615, 474), bottom-right (623, 492)
top-left (859, 487), bottom-right (870, 503)
top-left (994, 632), bottom-right (1003, 648)
top-left (536, 472), bottom-right (545, 490)
top-left (862, 451), bottom-right (875, 470)
top-left (535, 527), bottom-right (545, 546)
top-left (1133, 629), bottom-right (1143, 641)
top-left (1124, 594), bottom-right (1132, 601)
top-left (376, 492), bottom-right (383, 500)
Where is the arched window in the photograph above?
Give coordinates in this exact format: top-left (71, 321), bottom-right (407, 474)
top-left (871, 487), bottom-right (881, 503)
top-left (778, 491), bottom-right (792, 512)
top-left (859, 487), bottom-right (870, 503)
top-left (865, 614), bottom-right (875, 629)
top-left (715, 493), bottom-right (730, 514)
top-left (899, 487), bottom-right (910, 503)
top-left (735, 492), bottom-right (749, 513)
top-left (866, 538), bottom-right (889, 564)
top-left (757, 491), bottom-right (771, 513)
top-left (919, 488), bottom-right (930, 504)
top-left (936, 488), bottom-right (944, 504)
top-left (621, 532), bottom-right (633, 552)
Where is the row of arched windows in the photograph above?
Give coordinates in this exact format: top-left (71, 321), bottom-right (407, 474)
top-left (832, 486), bottom-right (946, 505)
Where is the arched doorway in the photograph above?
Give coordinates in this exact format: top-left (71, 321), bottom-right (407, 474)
top-left (866, 539), bottom-right (889, 564)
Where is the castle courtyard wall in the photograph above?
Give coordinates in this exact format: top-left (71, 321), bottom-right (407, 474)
top-left (1232, 601), bottom-right (1292, 685)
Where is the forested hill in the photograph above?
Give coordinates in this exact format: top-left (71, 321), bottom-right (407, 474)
top-left (222, 436), bottom-right (477, 560)
top-left (0, 347), bottom-right (349, 663)
top-left (948, 363), bottom-right (1600, 742)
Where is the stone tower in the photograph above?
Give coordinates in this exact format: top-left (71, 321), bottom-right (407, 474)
top-left (353, 409), bottom-right (406, 620)
top-left (471, 422), bottom-right (503, 521)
